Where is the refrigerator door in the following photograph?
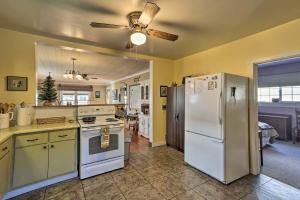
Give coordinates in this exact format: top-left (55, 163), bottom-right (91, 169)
top-left (185, 131), bottom-right (225, 182)
top-left (185, 74), bottom-right (224, 140)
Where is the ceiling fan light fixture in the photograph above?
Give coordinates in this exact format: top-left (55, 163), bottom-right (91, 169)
top-left (76, 73), bottom-right (82, 80)
top-left (130, 32), bottom-right (146, 46)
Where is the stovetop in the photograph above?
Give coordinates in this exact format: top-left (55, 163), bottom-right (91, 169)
top-left (78, 118), bottom-right (124, 128)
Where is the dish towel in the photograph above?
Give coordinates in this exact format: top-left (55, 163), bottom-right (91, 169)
top-left (100, 127), bottom-right (110, 149)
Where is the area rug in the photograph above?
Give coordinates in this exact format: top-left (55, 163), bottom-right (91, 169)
top-left (262, 140), bottom-right (300, 189)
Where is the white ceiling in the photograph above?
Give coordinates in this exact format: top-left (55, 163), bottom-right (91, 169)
top-left (36, 43), bottom-right (149, 85)
top-left (1, 0), bottom-right (300, 59)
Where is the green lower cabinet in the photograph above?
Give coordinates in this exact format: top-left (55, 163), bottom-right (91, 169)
top-left (48, 140), bottom-right (76, 178)
top-left (13, 144), bottom-right (49, 188)
top-left (0, 153), bottom-right (10, 198)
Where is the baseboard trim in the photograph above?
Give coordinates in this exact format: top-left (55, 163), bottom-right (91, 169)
top-left (4, 172), bottom-right (78, 199)
top-left (152, 141), bottom-right (166, 147)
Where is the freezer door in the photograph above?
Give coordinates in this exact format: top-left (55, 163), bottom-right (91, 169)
top-left (185, 131), bottom-right (225, 182)
top-left (185, 74), bottom-right (224, 140)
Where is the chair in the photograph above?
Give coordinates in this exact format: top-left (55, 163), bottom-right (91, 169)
top-left (127, 118), bottom-right (139, 135)
top-left (293, 109), bottom-right (300, 144)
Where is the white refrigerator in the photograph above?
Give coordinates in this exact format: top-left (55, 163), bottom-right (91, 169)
top-left (184, 73), bottom-right (249, 184)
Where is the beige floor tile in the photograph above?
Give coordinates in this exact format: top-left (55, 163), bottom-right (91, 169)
top-left (81, 173), bottom-right (112, 188)
top-left (171, 169), bottom-right (209, 189)
top-left (151, 176), bottom-right (190, 199)
top-left (171, 189), bottom-right (206, 200)
top-left (84, 178), bottom-right (125, 200)
top-left (44, 178), bottom-right (85, 200)
top-left (209, 178), bottom-right (256, 199)
top-left (108, 163), bottom-right (137, 177)
top-left (194, 181), bottom-right (237, 200)
top-left (123, 184), bottom-right (165, 200)
top-left (137, 165), bottom-right (173, 183)
top-left (244, 174), bottom-right (272, 187)
top-left (112, 171), bottom-right (147, 193)
top-left (11, 188), bottom-right (45, 200)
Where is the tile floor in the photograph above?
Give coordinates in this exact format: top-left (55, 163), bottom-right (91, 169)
top-left (11, 146), bottom-right (300, 200)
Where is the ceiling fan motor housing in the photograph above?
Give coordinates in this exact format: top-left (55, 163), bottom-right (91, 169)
top-left (127, 11), bottom-right (146, 30)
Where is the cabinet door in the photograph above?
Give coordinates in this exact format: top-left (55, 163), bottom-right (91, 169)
top-left (48, 140), bottom-right (76, 178)
top-left (13, 144), bottom-right (48, 188)
top-left (0, 153), bottom-right (10, 198)
top-left (166, 87), bottom-right (177, 147)
top-left (176, 85), bottom-right (185, 151)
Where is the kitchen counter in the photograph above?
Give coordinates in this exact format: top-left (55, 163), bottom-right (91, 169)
top-left (0, 122), bottom-right (79, 144)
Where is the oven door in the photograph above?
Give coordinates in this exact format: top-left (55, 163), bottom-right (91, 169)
top-left (80, 125), bottom-right (124, 165)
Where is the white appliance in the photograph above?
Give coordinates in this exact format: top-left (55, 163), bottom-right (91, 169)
top-left (184, 73), bottom-right (249, 184)
top-left (138, 114), bottom-right (149, 138)
top-left (78, 105), bottom-right (124, 179)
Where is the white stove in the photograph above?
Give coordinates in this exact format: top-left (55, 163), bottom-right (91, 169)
top-left (78, 105), bottom-right (124, 179)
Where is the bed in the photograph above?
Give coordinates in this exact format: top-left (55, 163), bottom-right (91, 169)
top-left (258, 122), bottom-right (279, 147)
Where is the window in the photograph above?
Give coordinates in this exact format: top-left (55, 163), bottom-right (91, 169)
top-left (258, 87), bottom-right (279, 102)
top-left (258, 86), bottom-right (300, 102)
top-left (61, 91), bottom-right (91, 105)
top-left (282, 86), bottom-right (300, 102)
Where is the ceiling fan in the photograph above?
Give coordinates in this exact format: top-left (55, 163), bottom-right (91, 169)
top-left (81, 73), bottom-right (106, 81)
top-left (90, 1), bottom-right (178, 49)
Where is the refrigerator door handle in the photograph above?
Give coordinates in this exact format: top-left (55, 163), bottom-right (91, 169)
top-left (219, 91), bottom-right (222, 124)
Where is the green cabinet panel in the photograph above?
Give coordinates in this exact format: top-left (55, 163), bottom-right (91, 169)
top-left (48, 140), bottom-right (76, 178)
top-left (13, 144), bottom-right (48, 188)
top-left (0, 153), bottom-right (10, 198)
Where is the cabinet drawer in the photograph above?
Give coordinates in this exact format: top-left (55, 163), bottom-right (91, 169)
top-left (0, 139), bottom-right (10, 159)
top-left (49, 129), bottom-right (76, 142)
top-left (15, 133), bottom-right (48, 148)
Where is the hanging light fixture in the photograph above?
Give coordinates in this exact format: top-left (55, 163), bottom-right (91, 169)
top-left (130, 32), bottom-right (147, 46)
top-left (64, 58), bottom-right (83, 80)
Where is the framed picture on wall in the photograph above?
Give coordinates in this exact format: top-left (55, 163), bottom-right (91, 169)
top-left (7, 76), bottom-right (28, 91)
top-left (160, 85), bottom-right (168, 97)
top-left (95, 91), bottom-right (101, 98)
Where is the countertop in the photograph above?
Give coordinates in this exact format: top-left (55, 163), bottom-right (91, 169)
top-left (0, 122), bottom-right (80, 144)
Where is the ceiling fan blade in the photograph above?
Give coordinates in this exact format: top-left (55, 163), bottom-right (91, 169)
top-left (90, 22), bottom-right (129, 30)
top-left (146, 29), bottom-right (178, 41)
top-left (139, 2), bottom-right (160, 26)
top-left (125, 40), bottom-right (134, 49)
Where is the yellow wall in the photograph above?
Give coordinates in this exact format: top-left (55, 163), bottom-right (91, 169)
top-left (174, 18), bottom-right (300, 81)
top-left (91, 85), bottom-right (106, 104)
top-left (0, 28), bottom-right (174, 145)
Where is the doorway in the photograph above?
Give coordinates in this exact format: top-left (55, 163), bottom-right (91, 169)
top-left (255, 56), bottom-right (300, 189)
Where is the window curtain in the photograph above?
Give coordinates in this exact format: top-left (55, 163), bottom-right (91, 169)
top-left (258, 72), bottom-right (300, 87)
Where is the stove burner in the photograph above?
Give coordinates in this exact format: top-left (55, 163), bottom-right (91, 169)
top-left (82, 117), bottom-right (96, 123)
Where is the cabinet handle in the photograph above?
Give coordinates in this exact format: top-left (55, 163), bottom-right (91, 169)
top-left (2, 147), bottom-right (8, 151)
top-left (58, 135), bottom-right (68, 138)
top-left (43, 146), bottom-right (47, 149)
top-left (27, 138), bottom-right (39, 142)
top-left (50, 145), bottom-right (54, 148)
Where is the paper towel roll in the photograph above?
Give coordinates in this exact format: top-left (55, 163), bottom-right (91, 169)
top-left (17, 107), bottom-right (32, 126)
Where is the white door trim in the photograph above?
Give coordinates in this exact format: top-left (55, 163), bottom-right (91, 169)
top-left (149, 60), bottom-right (154, 144)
